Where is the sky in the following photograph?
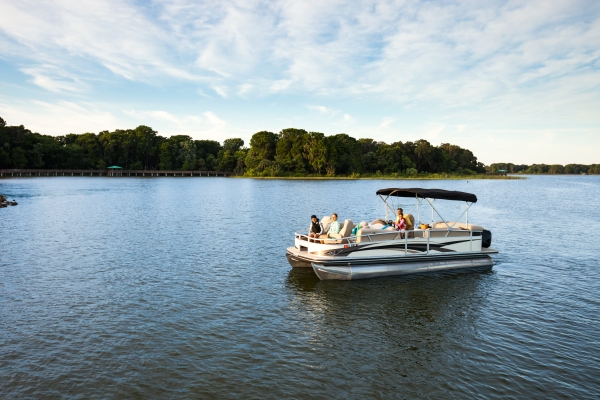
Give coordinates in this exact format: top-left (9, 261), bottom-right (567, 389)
top-left (0, 0), bottom-right (599, 165)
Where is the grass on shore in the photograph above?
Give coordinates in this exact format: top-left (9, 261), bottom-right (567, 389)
top-left (236, 174), bottom-right (524, 180)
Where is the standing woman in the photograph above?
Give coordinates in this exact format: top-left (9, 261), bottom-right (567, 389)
top-left (308, 215), bottom-right (323, 242)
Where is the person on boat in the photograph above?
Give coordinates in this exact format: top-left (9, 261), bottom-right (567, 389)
top-left (319, 213), bottom-right (341, 242)
top-left (308, 215), bottom-right (323, 242)
top-left (393, 208), bottom-right (406, 229)
top-left (394, 208), bottom-right (407, 238)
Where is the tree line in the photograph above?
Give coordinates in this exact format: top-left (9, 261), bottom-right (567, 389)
top-left (487, 163), bottom-right (600, 175)
top-left (4, 116), bottom-right (594, 176)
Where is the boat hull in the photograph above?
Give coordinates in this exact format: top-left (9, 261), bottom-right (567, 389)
top-left (286, 252), bottom-right (313, 268)
top-left (311, 254), bottom-right (493, 280)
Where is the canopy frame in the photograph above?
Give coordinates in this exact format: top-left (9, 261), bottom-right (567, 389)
top-left (377, 188), bottom-right (475, 232)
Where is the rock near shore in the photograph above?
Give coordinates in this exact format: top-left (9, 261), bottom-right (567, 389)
top-left (0, 194), bottom-right (17, 207)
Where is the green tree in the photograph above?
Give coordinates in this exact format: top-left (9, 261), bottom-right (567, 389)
top-left (31, 143), bottom-right (45, 168)
top-left (303, 132), bottom-right (327, 174)
top-left (178, 139), bottom-right (197, 170)
top-left (548, 164), bottom-right (564, 174)
top-left (159, 142), bottom-right (173, 170)
top-left (324, 134), bottom-right (361, 175)
top-left (11, 147), bottom-right (27, 168)
top-left (133, 125), bottom-right (159, 170)
top-left (218, 138), bottom-right (245, 172)
top-left (275, 128), bottom-right (309, 173)
top-left (245, 131), bottom-right (277, 174)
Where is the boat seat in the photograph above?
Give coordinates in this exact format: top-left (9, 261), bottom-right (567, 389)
top-left (433, 221), bottom-right (484, 231)
top-left (404, 214), bottom-right (415, 230)
top-left (338, 219), bottom-right (353, 243)
top-left (424, 228), bottom-right (471, 238)
top-left (321, 219), bottom-right (353, 244)
top-left (356, 226), bottom-right (397, 243)
top-left (321, 215), bottom-right (332, 233)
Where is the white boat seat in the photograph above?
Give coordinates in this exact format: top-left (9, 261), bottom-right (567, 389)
top-left (356, 227), bottom-right (397, 243)
top-left (321, 215), bottom-right (332, 233)
top-left (433, 221), bottom-right (484, 231)
top-left (424, 228), bottom-right (472, 238)
top-left (403, 214), bottom-right (415, 238)
top-left (320, 219), bottom-right (353, 244)
top-left (338, 219), bottom-right (353, 242)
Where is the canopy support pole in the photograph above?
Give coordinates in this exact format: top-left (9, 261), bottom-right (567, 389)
top-left (405, 199), bottom-right (422, 216)
top-left (379, 194), bottom-right (394, 221)
top-left (449, 202), bottom-right (471, 229)
top-left (424, 198), bottom-right (449, 230)
top-left (431, 199), bottom-right (435, 226)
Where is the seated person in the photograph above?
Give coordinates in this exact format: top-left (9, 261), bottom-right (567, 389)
top-left (319, 213), bottom-right (341, 242)
top-left (393, 208), bottom-right (405, 230)
top-left (308, 215), bottom-right (323, 242)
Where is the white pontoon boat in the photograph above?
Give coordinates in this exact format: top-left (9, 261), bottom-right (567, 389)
top-left (286, 188), bottom-right (498, 280)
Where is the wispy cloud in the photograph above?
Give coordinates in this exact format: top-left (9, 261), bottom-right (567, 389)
top-left (0, 98), bottom-right (120, 135)
top-left (20, 66), bottom-right (85, 93)
top-left (307, 105), bottom-right (333, 114)
top-left (1, 0), bottom-right (598, 106)
top-left (0, 0), bottom-right (598, 163)
top-left (379, 117), bottom-right (395, 129)
top-left (122, 109), bottom-right (229, 138)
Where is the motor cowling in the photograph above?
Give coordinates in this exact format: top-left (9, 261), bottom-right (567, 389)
top-left (482, 230), bottom-right (492, 248)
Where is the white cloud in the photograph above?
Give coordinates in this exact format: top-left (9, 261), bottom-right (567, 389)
top-left (0, 0), bottom-right (599, 163)
top-left (20, 65), bottom-right (86, 93)
top-left (1, 0), bottom-right (598, 108)
top-left (379, 117), bottom-right (395, 129)
top-left (307, 105), bottom-right (332, 114)
top-left (0, 98), bottom-right (120, 135)
top-left (212, 86), bottom-right (229, 98)
top-left (202, 111), bottom-right (227, 129)
top-left (122, 109), bottom-right (229, 139)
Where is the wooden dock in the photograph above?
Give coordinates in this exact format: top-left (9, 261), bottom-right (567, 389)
top-left (0, 169), bottom-right (232, 177)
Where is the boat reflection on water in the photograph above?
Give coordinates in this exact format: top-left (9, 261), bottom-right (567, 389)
top-left (284, 267), bottom-right (496, 364)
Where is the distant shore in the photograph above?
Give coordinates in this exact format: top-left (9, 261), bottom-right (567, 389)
top-left (238, 174), bottom-right (524, 180)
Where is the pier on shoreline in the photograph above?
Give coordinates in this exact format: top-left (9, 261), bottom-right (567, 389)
top-left (0, 169), bottom-right (231, 177)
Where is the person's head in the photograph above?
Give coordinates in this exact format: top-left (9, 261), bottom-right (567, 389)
top-left (331, 213), bottom-right (338, 221)
top-left (397, 208), bottom-right (403, 215)
top-left (311, 215), bottom-right (317, 222)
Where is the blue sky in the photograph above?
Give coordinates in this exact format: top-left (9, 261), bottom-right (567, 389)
top-left (0, 0), bottom-right (599, 164)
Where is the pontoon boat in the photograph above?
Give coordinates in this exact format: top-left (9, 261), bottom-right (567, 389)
top-left (286, 188), bottom-right (498, 280)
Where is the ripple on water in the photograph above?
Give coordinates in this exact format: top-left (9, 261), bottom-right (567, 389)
top-left (1, 176), bottom-right (600, 398)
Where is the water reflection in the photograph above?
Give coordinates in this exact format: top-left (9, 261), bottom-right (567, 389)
top-left (283, 267), bottom-right (498, 396)
top-left (286, 267), bottom-right (495, 339)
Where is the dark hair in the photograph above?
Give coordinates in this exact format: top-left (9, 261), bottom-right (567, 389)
top-left (332, 213), bottom-right (338, 218)
top-left (311, 215), bottom-right (317, 219)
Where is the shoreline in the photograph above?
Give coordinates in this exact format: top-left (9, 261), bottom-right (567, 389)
top-left (236, 175), bottom-right (524, 180)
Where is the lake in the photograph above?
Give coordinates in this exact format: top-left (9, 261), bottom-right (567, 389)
top-left (1, 176), bottom-right (599, 398)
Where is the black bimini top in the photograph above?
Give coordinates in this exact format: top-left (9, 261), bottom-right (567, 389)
top-left (376, 188), bottom-right (477, 203)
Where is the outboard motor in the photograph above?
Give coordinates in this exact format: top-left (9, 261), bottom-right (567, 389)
top-left (482, 230), bottom-right (492, 248)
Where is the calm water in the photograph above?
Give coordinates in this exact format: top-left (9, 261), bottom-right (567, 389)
top-left (1, 176), bottom-right (599, 398)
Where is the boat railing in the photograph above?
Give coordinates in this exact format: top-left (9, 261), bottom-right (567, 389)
top-left (295, 228), bottom-right (479, 256)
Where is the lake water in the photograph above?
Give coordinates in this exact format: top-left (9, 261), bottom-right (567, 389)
top-left (1, 176), bottom-right (599, 398)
